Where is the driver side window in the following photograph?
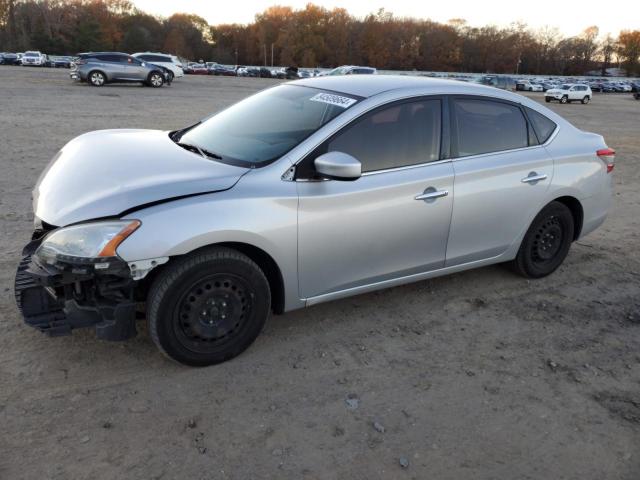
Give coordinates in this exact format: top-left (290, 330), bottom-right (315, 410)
top-left (324, 99), bottom-right (442, 173)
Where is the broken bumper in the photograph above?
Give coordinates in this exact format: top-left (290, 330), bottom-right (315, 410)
top-left (14, 241), bottom-right (138, 341)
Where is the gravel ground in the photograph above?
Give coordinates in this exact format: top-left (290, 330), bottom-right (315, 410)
top-left (1, 67), bottom-right (639, 480)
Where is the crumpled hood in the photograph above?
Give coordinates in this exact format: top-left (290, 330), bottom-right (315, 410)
top-left (34, 129), bottom-right (248, 226)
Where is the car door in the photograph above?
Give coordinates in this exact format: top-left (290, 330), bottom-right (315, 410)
top-left (445, 96), bottom-right (554, 267)
top-left (568, 86), bottom-right (580, 100)
top-left (296, 97), bottom-right (454, 299)
top-left (124, 56), bottom-right (147, 80)
top-left (97, 54), bottom-right (127, 80)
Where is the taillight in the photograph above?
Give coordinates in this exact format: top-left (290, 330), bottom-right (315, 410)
top-left (597, 148), bottom-right (615, 173)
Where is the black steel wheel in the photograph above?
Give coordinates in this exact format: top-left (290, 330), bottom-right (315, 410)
top-left (148, 247), bottom-right (270, 366)
top-left (511, 201), bottom-right (575, 278)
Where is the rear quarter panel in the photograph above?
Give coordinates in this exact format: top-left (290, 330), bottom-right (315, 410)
top-left (544, 127), bottom-right (612, 238)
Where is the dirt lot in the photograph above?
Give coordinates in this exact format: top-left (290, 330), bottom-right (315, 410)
top-left (1, 67), bottom-right (639, 480)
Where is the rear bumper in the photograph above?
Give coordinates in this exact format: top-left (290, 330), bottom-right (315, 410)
top-left (15, 243), bottom-right (138, 341)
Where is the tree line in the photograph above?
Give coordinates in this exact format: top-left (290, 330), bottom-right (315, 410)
top-left (1, 0), bottom-right (639, 76)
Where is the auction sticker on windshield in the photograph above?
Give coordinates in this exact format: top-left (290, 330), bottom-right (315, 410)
top-left (310, 92), bottom-right (357, 108)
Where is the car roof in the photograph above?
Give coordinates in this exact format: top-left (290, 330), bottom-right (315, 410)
top-left (290, 75), bottom-right (524, 100)
top-left (78, 52), bottom-right (129, 57)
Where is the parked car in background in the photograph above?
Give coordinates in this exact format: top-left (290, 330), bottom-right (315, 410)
top-left (479, 75), bottom-right (516, 90)
top-left (323, 65), bottom-right (377, 76)
top-left (0, 52), bottom-right (20, 65)
top-left (634, 91), bottom-right (640, 100)
top-left (132, 52), bottom-right (184, 81)
top-left (71, 52), bottom-right (167, 87)
top-left (545, 84), bottom-right (592, 104)
top-left (14, 76), bottom-right (614, 366)
top-left (21, 51), bottom-right (46, 66)
top-left (51, 56), bottom-right (73, 68)
top-left (630, 82), bottom-right (640, 93)
top-left (208, 63), bottom-right (236, 76)
top-left (185, 62), bottom-right (208, 75)
top-left (516, 80), bottom-right (543, 92)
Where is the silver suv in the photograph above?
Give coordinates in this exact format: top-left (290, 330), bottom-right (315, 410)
top-left (71, 52), bottom-right (167, 87)
top-left (15, 76), bottom-right (614, 366)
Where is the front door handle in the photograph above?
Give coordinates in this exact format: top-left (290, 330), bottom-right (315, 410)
top-left (415, 188), bottom-right (449, 201)
top-left (521, 172), bottom-right (548, 184)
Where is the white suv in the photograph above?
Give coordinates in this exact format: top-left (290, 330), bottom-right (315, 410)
top-left (21, 51), bottom-right (45, 66)
top-left (132, 52), bottom-right (184, 80)
top-left (545, 84), bottom-right (592, 104)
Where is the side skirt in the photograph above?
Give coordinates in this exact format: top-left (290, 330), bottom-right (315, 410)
top-left (303, 253), bottom-right (510, 307)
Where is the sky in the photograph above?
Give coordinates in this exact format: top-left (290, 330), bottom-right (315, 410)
top-left (131, 0), bottom-right (633, 37)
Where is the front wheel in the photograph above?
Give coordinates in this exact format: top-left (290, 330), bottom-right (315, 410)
top-left (581, 96), bottom-right (590, 104)
top-left (510, 201), bottom-right (574, 278)
top-left (147, 247), bottom-right (271, 366)
top-left (147, 71), bottom-right (164, 87)
top-left (560, 95), bottom-right (568, 104)
top-left (545, 97), bottom-right (551, 103)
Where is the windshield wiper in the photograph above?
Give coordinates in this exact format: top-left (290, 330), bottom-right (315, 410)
top-left (177, 141), bottom-right (222, 160)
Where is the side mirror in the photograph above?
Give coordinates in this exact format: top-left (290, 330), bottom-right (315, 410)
top-left (314, 151), bottom-right (361, 181)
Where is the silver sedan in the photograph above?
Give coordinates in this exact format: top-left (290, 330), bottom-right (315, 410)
top-left (16, 76), bottom-right (615, 366)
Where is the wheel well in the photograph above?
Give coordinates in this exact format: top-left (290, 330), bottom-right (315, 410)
top-left (553, 196), bottom-right (583, 240)
top-left (136, 243), bottom-right (286, 314)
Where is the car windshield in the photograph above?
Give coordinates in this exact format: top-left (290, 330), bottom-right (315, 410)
top-left (177, 85), bottom-right (360, 167)
top-left (25, 52), bottom-right (38, 57)
top-left (560, 84), bottom-right (572, 90)
top-left (329, 67), bottom-right (348, 75)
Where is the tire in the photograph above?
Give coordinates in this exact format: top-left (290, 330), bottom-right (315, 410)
top-left (581, 96), bottom-right (590, 104)
top-left (167, 70), bottom-right (174, 82)
top-left (545, 97), bottom-right (551, 103)
top-left (88, 70), bottom-right (106, 86)
top-left (560, 95), bottom-right (568, 104)
top-left (147, 71), bottom-right (164, 88)
top-left (147, 247), bottom-right (271, 366)
top-left (510, 201), bottom-right (575, 279)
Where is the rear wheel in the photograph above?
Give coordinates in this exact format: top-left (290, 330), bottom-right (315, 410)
top-left (510, 201), bottom-right (574, 278)
top-left (581, 96), bottom-right (590, 104)
top-left (147, 247), bottom-right (271, 366)
top-left (88, 70), bottom-right (105, 86)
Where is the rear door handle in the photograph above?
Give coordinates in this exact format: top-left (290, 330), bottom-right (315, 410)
top-left (415, 189), bottom-right (449, 201)
top-left (521, 172), bottom-right (548, 184)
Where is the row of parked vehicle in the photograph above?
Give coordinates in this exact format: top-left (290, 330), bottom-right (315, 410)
top-left (0, 51), bottom-right (73, 67)
top-left (516, 78), bottom-right (640, 93)
top-left (184, 62), bottom-right (377, 79)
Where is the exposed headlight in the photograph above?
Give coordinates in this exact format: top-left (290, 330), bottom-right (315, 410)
top-left (36, 220), bottom-right (140, 265)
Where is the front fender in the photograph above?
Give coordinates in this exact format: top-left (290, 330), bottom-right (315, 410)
top-left (116, 171), bottom-right (302, 310)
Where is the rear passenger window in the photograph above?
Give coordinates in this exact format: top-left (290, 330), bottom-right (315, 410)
top-left (326, 99), bottom-right (442, 172)
top-left (453, 98), bottom-right (528, 157)
top-left (525, 107), bottom-right (557, 143)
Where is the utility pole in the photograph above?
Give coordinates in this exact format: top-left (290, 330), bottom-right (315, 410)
top-left (235, 48), bottom-right (238, 66)
top-left (263, 44), bottom-right (267, 67)
top-left (271, 43), bottom-right (274, 67)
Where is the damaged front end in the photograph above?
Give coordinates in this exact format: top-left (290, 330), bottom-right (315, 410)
top-left (14, 220), bottom-right (163, 341)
